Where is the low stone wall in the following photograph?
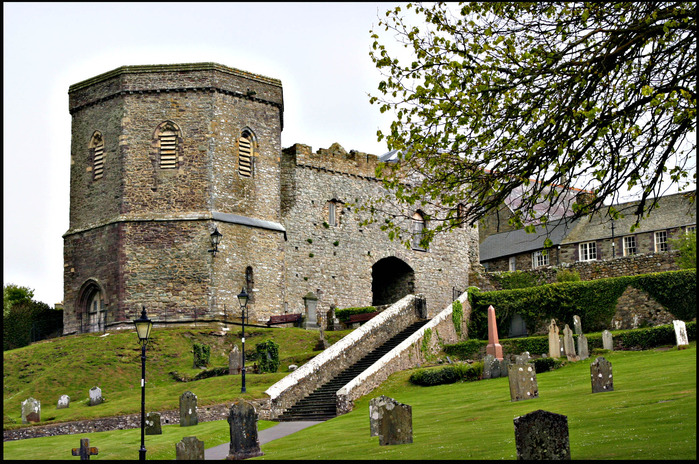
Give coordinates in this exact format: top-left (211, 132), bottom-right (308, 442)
top-left (336, 292), bottom-right (470, 414)
top-left (264, 294), bottom-right (422, 418)
top-left (3, 400), bottom-right (272, 442)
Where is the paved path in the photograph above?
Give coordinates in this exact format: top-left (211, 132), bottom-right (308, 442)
top-left (204, 421), bottom-right (323, 460)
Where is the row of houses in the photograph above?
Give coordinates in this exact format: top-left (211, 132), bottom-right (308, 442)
top-left (479, 190), bottom-right (696, 272)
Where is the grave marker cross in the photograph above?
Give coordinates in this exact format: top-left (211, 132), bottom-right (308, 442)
top-left (71, 438), bottom-right (99, 460)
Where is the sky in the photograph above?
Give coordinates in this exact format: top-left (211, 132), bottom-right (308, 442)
top-left (3, 2), bottom-right (400, 305)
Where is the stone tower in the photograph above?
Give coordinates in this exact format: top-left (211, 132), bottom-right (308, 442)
top-left (63, 63), bottom-right (286, 334)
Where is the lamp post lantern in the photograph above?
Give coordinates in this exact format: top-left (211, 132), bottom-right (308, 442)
top-left (208, 226), bottom-right (223, 256)
top-left (133, 307), bottom-right (153, 461)
top-left (237, 288), bottom-right (249, 393)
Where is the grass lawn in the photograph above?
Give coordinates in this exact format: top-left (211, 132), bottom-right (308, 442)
top-left (3, 344), bottom-right (695, 460)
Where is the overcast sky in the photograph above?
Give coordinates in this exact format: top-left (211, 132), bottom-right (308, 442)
top-left (3, 2), bottom-right (400, 305)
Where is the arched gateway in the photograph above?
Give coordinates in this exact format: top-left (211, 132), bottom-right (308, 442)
top-left (371, 257), bottom-right (415, 306)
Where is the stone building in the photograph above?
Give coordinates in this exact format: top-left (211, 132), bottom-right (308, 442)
top-left (62, 63), bottom-right (478, 335)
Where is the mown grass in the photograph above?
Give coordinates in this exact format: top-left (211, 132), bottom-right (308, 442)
top-left (3, 325), bottom-right (351, 427)
top-left (3, 343), bottom-right (695, 460)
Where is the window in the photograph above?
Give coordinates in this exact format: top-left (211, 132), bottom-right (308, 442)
top-left (579, 241), bottom-right (597, 261)
top-left (687, 225), bottom-right (696, 235)
top-left (412, 211), bottom-right (426, 250)
top-left (157, 121), bottom-right (180, 169)
top-left (238, 131), bottom-right (254, 177)
top-left (532, 250), bottom-right (549, 268)
top-left (89, 132), bottom-right (105, 180)
top-left (622, 236), bottom-right (637, 256)
top-left (328, 200), bottom-right (341, 226)
top-left (509, 256), bottom-right (516, 271)
top-left (245, 266), bottom-right (254, 303)
top-left (654, 231), bottom-right (668, 252)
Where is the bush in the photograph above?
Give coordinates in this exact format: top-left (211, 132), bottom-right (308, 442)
top-left (409, 362), bottom-right (483, 386)
top-left (532, 357), bottom-right (557, 373)
top-left (335, 306), bottom-right (376, 322)
top-left (4, 301), bottom-right (62, 351)
top-left (256, 339), bottom-right (280, 373)
top-left (556, 269), bottom-right (581, 282)
top-left (192, 343), bottom-right (210, 368)
top-left (490, 271), bottom-right (544, 289)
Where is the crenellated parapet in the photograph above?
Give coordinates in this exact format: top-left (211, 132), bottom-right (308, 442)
top-left (283, 142), bottom-right (381, 180)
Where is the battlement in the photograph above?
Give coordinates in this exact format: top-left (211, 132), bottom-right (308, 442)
top-left (283, 142), bottom-right (380, 179)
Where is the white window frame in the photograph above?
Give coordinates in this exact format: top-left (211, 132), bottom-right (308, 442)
top-left (532, 250), bottom-right (549, 268)
top-left (508, 256), bottom-right (516, 271)
top-left (654, 231), bottom-right (668, 252)
top-left (686, 225), bottom-right (696, 235)
top-left (412, 212), bottom-right (426, 250)
top-left (579, 241), bottom-right (597, 261)
top-left (622, 235), bottom-right (636, 256)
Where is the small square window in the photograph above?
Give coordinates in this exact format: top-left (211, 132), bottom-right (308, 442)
top-left (623, 236), bottom-right (636, 256)
top-left (532, 250), bottom-right (549, 268)
top-left (579, 242), bottom-right (597, 261)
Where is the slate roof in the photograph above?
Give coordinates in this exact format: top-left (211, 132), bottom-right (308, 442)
top-left (480, 217), bottom-right (579, 261)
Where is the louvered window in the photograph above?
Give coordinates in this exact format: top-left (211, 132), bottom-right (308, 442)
top-left (92, 135), bottom-right (105, 180)
top-left (159, 129), bottom-right (178, 169)
top-left (239, 134), bottom-right (253, 177)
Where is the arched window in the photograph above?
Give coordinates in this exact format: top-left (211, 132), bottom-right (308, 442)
top-left (89, 131), bottom-right (105, 180)
top-left (245, 266), bottom-right (255, 303)
top-left (238, 130), bottom-right (254, 177)
top-left (412, 211), bottom-right (426, 250)
top-left (328, 199), bottom-right (343, 227)
top-left (157, 121), bottom-right (181, 169)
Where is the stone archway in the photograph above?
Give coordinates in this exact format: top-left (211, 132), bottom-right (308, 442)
top-left (371, 257), bottom-right (415, 306)
top-left (77, 280), bottom-right (107, 333)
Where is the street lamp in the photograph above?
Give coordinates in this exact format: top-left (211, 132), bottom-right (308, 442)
top-left (237, 288), bottom-right (249, 393)
top-left (133, 307), bottom-right (153, 461)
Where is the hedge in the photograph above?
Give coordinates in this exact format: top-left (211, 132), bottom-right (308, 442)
top-left (444, 321), bottom-right (696, 360)
top-left (335, 306), bottom-right (377, 322)
top-left (409, 362), bottom-right (483, 386)
top-left (467, 269), bottom-right (696, 340)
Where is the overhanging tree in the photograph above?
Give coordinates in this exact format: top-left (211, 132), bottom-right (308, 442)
top-left (367, 2), bottom-right (696, 248)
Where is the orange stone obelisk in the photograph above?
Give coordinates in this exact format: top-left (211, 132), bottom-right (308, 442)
top-left (486, 305), bottom-right (503, 360)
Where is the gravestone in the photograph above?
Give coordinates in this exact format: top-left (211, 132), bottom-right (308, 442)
top-left (145, 412), bottom-right (162, 435)
top-left (548, 319), bottom-right (561, 359)
top-left (71, 438), bottom-right (99, 460)
top-left (577, 333), bottom-right (589, 360)
top-left (562, 325), bottom-right (579, 361)
top-left (590, 357), bottom-right (614, 393)
top-left (227, 401), bottom-right (264, 459)
top-left (602, 330), bottom-right (614, 351)
top-left (573, 315), bottom-right (582, 335)
top-left (377, 397), bottom-right (413, 446)
top-left (21, 397), bottom-right (40, 424)
top-left (507, 363), bottom-right (539, 402)
top-left (302, 292), bottom-right (319, 330)
top-left (57, 394), bottom-right (70, 409)
top-left (228, 345), bottom-right (241, 375)
top-left (89, 387), bottom-right (103, 406)
top-left (486, 305), bottom-right (504, 360)
top-left (179, 391), bottom-right (198, 427)
top-left (514, 352), bottom-right (531, 364)
top-left (483, 354), bottom-right (508, 379)
top-left (513, 409), bottom-right (571, 460)
top-left (370, 395), bottom-right (390, 437)
top-left (175, 436), bottom-right (204, 460)
top-left (673, 320), bottom-right (689, 348)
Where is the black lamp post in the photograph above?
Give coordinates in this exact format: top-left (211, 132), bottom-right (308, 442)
top-left (208, 226), bottom-right (222, 256)
top-left (237, 288), bottom-right (249, 393)
top-left (133, 307), bottom-right (153, 461)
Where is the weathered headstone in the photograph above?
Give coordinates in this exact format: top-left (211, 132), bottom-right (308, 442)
top-left (302, 292), bottom-right (319, 330)
top-left (88, 387), bottom-right (103, 406)
top-left (145, 412), bottom-right (162, 435)
top-left (228, 345), bottom-right (241, 375)
top-left (227, 401), bottom-right (264, 459)
top-left (577, 333), bottom-right (589, 360)
top-left (513, 410), bottom-right (571, 460)
top-left (590, 357), bottom-right (614, 393)
top-left (57, 394), bottom-right (70, 409)
top-left (377, 397), bottom-right (413, 446)
top-left (602, 330), bottom-right (614, 351)
top-left (370, 395), bottom-right (390, 437)
top-left (21, 397), bottom-right (40, 424)
top-left (514, 352), bottom-right (531, 364)
top-left (562, 325), bottom-right (579, 361)
top-left (507, 363), bottom-right (539, 402)
top-left (486, 305), bottom-right (504, 360)
top-left (71, 438), bottom-right (99, 460)
top-left (673, 320), bottom-right (689, 348)
top-left (179, 391), bottom-right (198, 427)
top-left (175, 436), bottom-right (204, 460)
top-left (548, 319), bottom-right (561, 359)
top-left (573, 315), bottom-right (582, 335)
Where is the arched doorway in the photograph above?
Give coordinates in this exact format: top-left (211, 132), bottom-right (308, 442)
top-left (78, 280), bottom-right (106, 333)
top-left (371, 257), bottom-right (415, 306)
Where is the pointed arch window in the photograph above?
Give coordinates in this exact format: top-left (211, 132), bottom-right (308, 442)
top-left (90, 132), bottom-right (105, 180)
top-left (157, 121), bottom-right (180, 169)
top-left (412, 211), bottom-right (426, 250)
top-left (238, 131), bottom-right (254, 177)
top-left (245, 266), bottom-right (255, 303)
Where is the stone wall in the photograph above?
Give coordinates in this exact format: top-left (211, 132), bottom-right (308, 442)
top-left (264, 295), bottom-right (423, 418)
top-left (336, 292), bottom-right (470, 414)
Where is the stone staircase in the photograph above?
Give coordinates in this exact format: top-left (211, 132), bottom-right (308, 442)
top-left (275, 319), bottom-right (430, 422)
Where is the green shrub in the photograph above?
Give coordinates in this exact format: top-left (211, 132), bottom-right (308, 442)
top-left (256, 339), bottom-right (280, 373)
top-left (443, 339), bottom-right (485, 359)
top-left (556, 269), bottom-right (581, 282)
top-left (532, 357), bottom-right (556, 373)
top-left (409, 362), bottom-right (483, 386)
top-left (452, 300), bottom-right (463, 337)
top-left (192, 343), bottom-right (210, 368)
top-left (335, 306), bottom-right (377, 322)
top-left (490, 270), bottom-right (544, 289)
